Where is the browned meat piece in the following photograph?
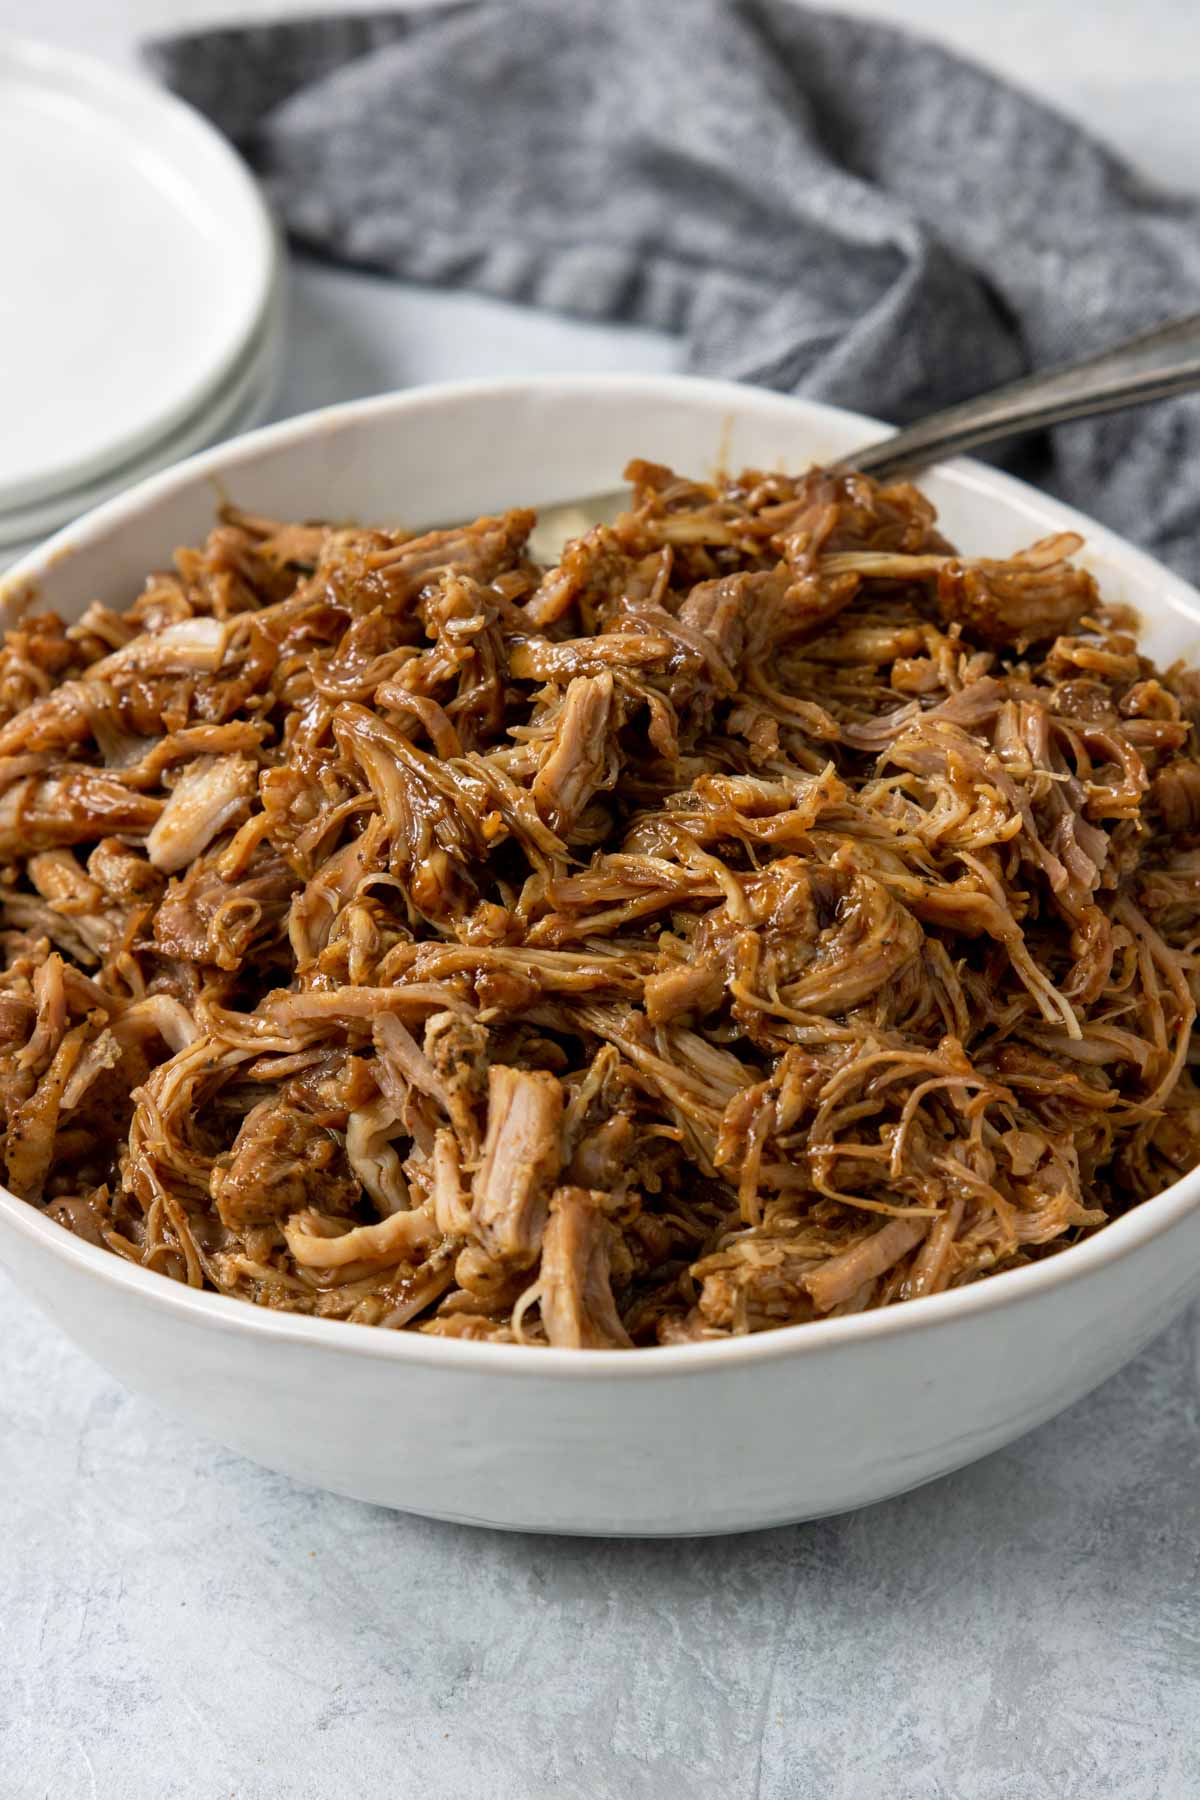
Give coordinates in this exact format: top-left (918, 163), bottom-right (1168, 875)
top-left (332, 705), bottom-right (484, 909)
top-left (509, 632), bottom-right (675, 681)
top-left (535, 1187), bottom-right (632, 1349)
top-left (531, 673), bottom-right (616, 835)
top-left (1151, 761), bottom-right (1200, 835)
top-left (217, 509), bottom-right (327, 576)
top-left (676, 574), bottom-right (757, 675)
top-left (567, 1114), bottom-right (636, 1190)
top-left (0, 769), bottom-right (163, 855)
top-left (87, 838), bottom-right (167, 906)
top-left (692, 1234), bottom-right (822, 1332)
top-left (803, 1220), bottom-right (928, 1313)
top-left (357, 509), bottom-right (535, 610)
top-left (1138, 849), bottom-right (1200, 936)
top-left (25, 850), bottom-right (113, 959)
top-left (469, 1065), bottom-right (563, 1267)
top-left (690, 860), bottom-right (923, 1021)
top-left (145, 754), bottom-right (258, 873)
top-left (936, 535), bottom-right (1096, 647)
top-left (153, 847), bottom-right (295, 970)
top-left (0, 612), bottom-right (88, 727)
top-left (4, 1022), bottom-right (87, 1199)
top-left (210, 1100), bottom-right (356, 1229)
top-left (643, 959), bottom-right (724, 1025)
top-left (0, 992), bottom-right (35, 1051)
top-left (522, 524), bottom-right (634, 629)
top-left (0, 680), bottom-right (100, 759)
top-left (423, 1011), bottom-right (488, 1151)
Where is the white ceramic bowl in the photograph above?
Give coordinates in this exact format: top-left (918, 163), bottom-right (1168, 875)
top-left (3, 376), bottom-right (1200, 1537)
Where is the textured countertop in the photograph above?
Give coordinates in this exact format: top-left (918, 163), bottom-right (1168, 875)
top-left (2, 2), bottom-right (1200, 1794)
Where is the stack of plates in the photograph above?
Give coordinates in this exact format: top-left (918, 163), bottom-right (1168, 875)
top-left (0, 35), bottom-right (283, 563)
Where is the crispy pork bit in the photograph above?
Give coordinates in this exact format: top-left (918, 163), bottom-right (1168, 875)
top-left (3, 466), bottom-right (1199, 1343)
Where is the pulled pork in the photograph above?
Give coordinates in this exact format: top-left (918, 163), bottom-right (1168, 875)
top-left (3, 459), bottom-right (1199, 1346)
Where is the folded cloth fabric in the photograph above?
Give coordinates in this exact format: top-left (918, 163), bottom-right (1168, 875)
top-left (149, 1), bottom-right (1200, 576)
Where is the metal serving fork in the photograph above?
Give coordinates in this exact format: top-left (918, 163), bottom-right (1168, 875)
top-left (529, 310), bottom-right (1200, 549)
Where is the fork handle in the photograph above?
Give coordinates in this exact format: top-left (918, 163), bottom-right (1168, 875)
top-left (840, 312), bottom-right (1200, 481)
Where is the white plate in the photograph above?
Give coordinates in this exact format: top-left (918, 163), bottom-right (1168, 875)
top-left (0, 366), bottom-right (280, 571)
top-left (3, 377), bottom-right (1200, 1536)
top-left (0, 33), bottom-right (277, 512)
top-left (0, 269), bottom-right (285, 554)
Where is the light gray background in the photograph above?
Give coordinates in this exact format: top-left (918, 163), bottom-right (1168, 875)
top-left (2, 3), bottom-right (1200, 1795)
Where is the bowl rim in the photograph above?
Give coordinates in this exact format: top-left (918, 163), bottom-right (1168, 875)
top-left (3, 369), bottom-right (1200, 1383)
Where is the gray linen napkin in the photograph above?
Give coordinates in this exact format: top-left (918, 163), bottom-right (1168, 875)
top-left (149, 1), bottom-right (1200, 578)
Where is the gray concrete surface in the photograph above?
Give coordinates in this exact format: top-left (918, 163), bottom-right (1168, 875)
top-left (3, 1272), bottom-right (1199, 1799)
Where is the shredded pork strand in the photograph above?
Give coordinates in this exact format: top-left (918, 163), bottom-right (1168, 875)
top-left (3, 460), bottom-right (1200, 1344)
